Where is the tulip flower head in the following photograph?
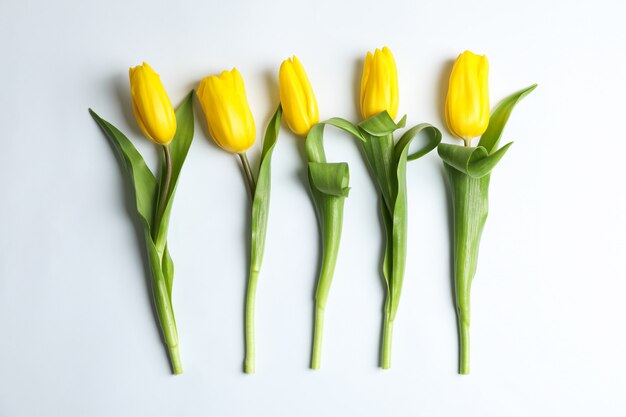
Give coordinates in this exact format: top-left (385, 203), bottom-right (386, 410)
top-left (279, 56), bottom-right (319, 137)
top-left (197, 68), bottom-right (256, 154)
top-left (445, 51), bottom-right (490, 143)
top-left (129, 62), bottom-right (177, 145)
top-left (360, 46), bottom-right (399, 120)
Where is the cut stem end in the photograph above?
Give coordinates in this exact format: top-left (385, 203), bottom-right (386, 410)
top-left (311, 306), bottom-right (325, 370)
top-left (168, 345), bottom-right (183, 375)
top-left (458, 316), bottom-right (470, 375)
top-left (381, 316), bottom-right (394, 369)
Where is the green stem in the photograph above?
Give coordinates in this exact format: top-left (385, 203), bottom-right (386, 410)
top-left (458, 313), bottom-right (470, 375)
top-left (238, 152), bottom-right (256, 198)
top-left (154, 145), bottom-right (172, 235)
top-left (311, 305), bottom-right (325, 369)
top-left (381, 312), bottom-right (393, 369)
top-left (244, 269), bottom-right (259, 374)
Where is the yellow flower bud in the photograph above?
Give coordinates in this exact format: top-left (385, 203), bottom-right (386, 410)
top-left (129, 62), bottom-right (177, 145)
top-left (445, 51), bottom-right (490, 141)
top-left (197, 68), bottom-right (256, 154)
top-left (360, 46), bottom-right (399, 120)
top-left (279, 56), bottom-right (319, 136)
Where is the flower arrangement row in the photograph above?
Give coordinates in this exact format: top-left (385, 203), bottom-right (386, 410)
top-left (89, 47), bottom-right (536, 376)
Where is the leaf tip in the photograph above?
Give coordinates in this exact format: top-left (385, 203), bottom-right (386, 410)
top-left (521, 83), bottom-right (538, 97)
top-left (88, 108), bottom-right (101, 121)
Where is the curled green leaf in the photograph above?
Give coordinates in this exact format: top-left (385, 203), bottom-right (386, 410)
top-left (308, 162), bottom-right (350, 197)
top-left (437, 142), bottom-right (513, 178)
top-left (323, 117), bottom-right (365, 142)
top-left (359, 111), bottom-right (407, 137)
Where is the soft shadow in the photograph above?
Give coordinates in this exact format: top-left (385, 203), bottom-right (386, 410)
top-left (263, 69), bottom-right (280, 118)
top-left (437, 60), bottom-right (459, 346)
top-left (177, 80), bottom-right (199, 107)
top-left (440, 163), bottom-right (461, 368)
top-left (436, 60), bottom-right (454, 127)
top-left (113, 74), bottom-right (143, 138)
top-left (440, 165), bottom-right (456, 307)
top-left (193, 96), bottom-right (211, 143)
top-left (353, 142), bottom-right (389, 367)
top-left (190, 77), bottom-right (216, 151)
top-left (352, 58), bottom-right (364, 116)
top-left (294, 133), bottom-right (310, 195)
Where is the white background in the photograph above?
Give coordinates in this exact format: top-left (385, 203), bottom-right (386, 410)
top-left (1, 0), bottom-right (625, 415)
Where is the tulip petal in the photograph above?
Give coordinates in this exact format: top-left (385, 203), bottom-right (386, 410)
top-left (360, 47), bottom-right (399, 120)
top-left (129, 62), bottom-right (177, 145)
top-left (445, 51), bottom-right (490, 140)
top-left (197, 68), bottom-right (256, 153)
top-left (279, 56), bottom-right (319, 136)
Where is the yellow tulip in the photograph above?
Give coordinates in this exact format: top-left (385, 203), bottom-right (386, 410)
top-left (360, 46), bottom-right (399, 120)
top-left (129, 62), bottom-right (177, 145)
top-left (279, 56), bottom-right (319, 136)
top-left (445, 51), bottom-right (490, 142)
top-left (197, 68), bottom-right (256, 154)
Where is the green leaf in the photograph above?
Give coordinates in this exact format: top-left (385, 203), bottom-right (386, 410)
top-left (90, 107), bottom-right (185, 373)
top-left (89, 109), bottom-right (157, 232)
top-left (355, 113), bottom-right (410, 210)
top-left (358, 111), bottom-right (406, 137)
top-left (305, 123), bottom-right (328, 163)
top-left (306, 117), bottom-right (365, 165)
top-left (439, 84), bottom-right (535, 177)
top-left (437, 142), bottom-right (513, 178)
top-left (478, 84), bottom-right (537, 153)
top-left (162, 244), bottom-right (175, 298)
top-left (308, 162), bottom-right (350, 197)
top-left (361, 133), bottom-right (396, 211)
top-left (155, 91), bottom-right (196, 253)
top-left (249, 105), bottom-right (282, 274)
top-left (438, 84), bottom-right (536, 374)
top-left (384, 123), bottom-right (442, 319)
top-left (396, 123), bottom-right (442, 161)
top-left (324, 117), bottom-right (365, 142)
top-left (379, 194), bottom-right (393, 301)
